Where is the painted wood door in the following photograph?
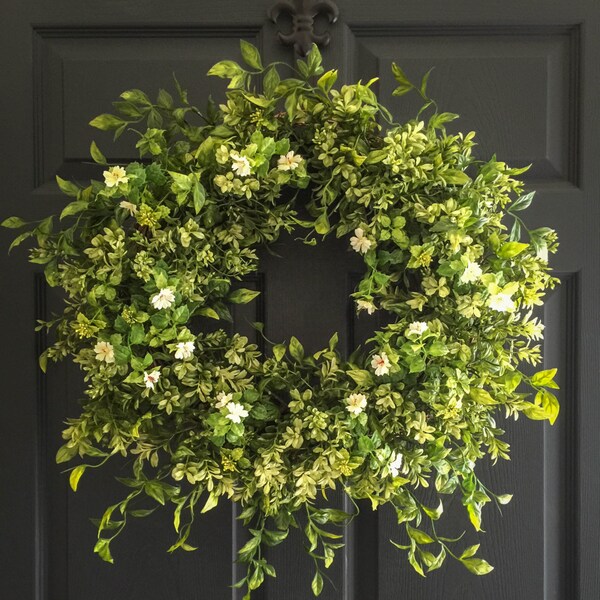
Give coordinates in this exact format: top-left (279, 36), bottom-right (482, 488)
top-left (1, 1), bottom-right (598, 599)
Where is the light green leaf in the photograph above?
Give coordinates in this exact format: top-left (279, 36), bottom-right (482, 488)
top-left (497, 241), bottom-right (529, 259)
top-left (311, 571), bottom-right (324, 596)
top-left (60, 200), bottom-right (88, 220)
top-left (228, 288), bottom-right (261, 304)
top-left (69, 465), bottom-right (86, 492)
top-left (273, 344), bottom-right (286, 362)
top-left (90, 141), bottom-right (107, 165)
top-left (1, 216), bottom-right (27, 229)
top-left (289, 336), bottom-right (304, 362)
top-left (240, 40), bottom-right (263, 70)
top-left (469, 388), bottom-right (497, 405)
top-left (531, 368), bottom-right (558, 388)
top-left (461, 557), bottom-right (494, 575)
top-left (201, 492), bottom-right (219, 513)
top-left (56, 176), bottom-right (80, 197)
top-left (89, 113), bottom-right (124, 131)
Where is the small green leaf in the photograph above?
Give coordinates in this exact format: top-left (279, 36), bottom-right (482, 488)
top-left (509, 191), bottom-right (535, 212)
top-left (198, 307), bottom-right (220, 320)
top-left (89, 113), bottom-right (124, 131)
top-left (311, 571), bottom-right (324, 596)
top-left (129, 323), bottom-right (145, 345)
top-left (273, 344), bottom-right (286, 362)
top-left (444, 169), bottom-right (471, 185)
top-left (347, 369), bottom-right (373, 387)
top-left (461, 557), bottom-right (494, 575)
top-left (93, 538), bottom-right (114, 564)
top-left (201, 492), bottom-right (219, 513)
top-left (496, 494), bottom-right (513, 505)
top-left (460, 544), bottom-right (480, 559)
top-left (314, 211), bottom-right (330, 235)
top-left (406, 523), bottom-right (435, 544)
top-left (289, 336), bottom-right (304, 362)
top-left (69, 465), bottom-right (86, 492)
top-left (228, 288), bottom-right (261, 304)
top-left (531, 368), bottom-right (558, 388)
top-left (469, 388), bottom-right (497, 405)
top-left (90, 141), bottom-right (107, 165)
top-left (1, 216), bottom-right (27, 229)
top-left (240, 40), bottom-right (263, 70)
top-left (56, 176), bottom-right (80, 197)
top-left (60, 200), bottom-right (88, 220)
top-left (497, 241), bottom-right (529, 259)
top-left (317, 69), bottom-right (338, 93)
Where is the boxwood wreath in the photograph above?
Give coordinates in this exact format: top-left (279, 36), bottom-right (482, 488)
top-left (4, 42), bottom-right (561, 597)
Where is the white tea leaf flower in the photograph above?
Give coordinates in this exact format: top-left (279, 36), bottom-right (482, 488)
top-left (356, 299), bottom-right (376, 315)
top-left (119, 200), bottom-right (138, 216)
top-left (345, 392), bottom-right (368, 416)
top-left (488, 292), bottom-right (515, 312)
top-left (371, 352), bottom-right (391, 376)
top-left (174, 341), bottom-right (194, 360)
top-left (144, 370), bottom-right (161, 390)
top-left (350, 228), bottom-right (372, 254)
top-left (94, 340), bottom-right (115, 363)
top-left (460, 261), bottom-right (482, 284)
top-left (103, 165), bottom-right (129, 188)
top-left (407, 321), bottom-right (429, 336)
top-left (389, 452), bottom-right (404, 478)
top-left (151, 288), bottom-right (175, 310)
top-left (277, 151), bottom-right (303, 171)
top-left (225, 401), bottom-right (249, 423)
top-left (215, 391), bottom-right (233, 409)
top-left (230, 152), bottom-right (251, 177)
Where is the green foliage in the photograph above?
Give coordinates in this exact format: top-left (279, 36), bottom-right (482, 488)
top-left (3, 39), bottom-right (560, 598)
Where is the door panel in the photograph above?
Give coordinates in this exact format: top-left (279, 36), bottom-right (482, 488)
top-left (1, 1), bottom-right (598, 599)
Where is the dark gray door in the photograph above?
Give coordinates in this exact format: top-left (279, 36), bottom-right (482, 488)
top-left (1, 2), bottom-right (598, 599)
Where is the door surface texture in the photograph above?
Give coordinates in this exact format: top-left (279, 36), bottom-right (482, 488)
top-left (1, 1), bottom-right (598, 599)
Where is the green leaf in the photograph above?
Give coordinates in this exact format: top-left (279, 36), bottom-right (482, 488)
top-left (198, 307), bottom-right (220, 320)
top-left (89, 113), bottom-right (124, 131)
top-left (306, 43), bottom-right (323, 76)
top-left (60, 200), bottom-right (88, 220)
top-left (207, 60), bottom-right (243, 79)
top-left (263, 66), bottom-right (280, 97)
top-left (1, 216), bottom-right (27, 229)
top-left (228, 288), bottom-right (261, 304)
top-left (112, 345), bottom-right (131, 366)
top-left (69, 465), bottom-right (86, 492)
top-left (144, 481), bottom-right (166, 505)
top-left (347, 369), bottom-right (373, 387)
top-left (317, 69), bottom-right (338, 93)
top-left (311, 571), bottom-right (324, 596)
top-left (461, 557), bottom-right (494, 575)
top-left (391, 63), bottom-right (412, 88)
top-left (289, 336), bottom-right (304, 362)
top-left (531, 368), bottom-right (558, 388)
top-left (55, 444), bottom-right (77, 464)
top-left (93, 538), bottom-right (114, 564)
top-left (497, 241), bottom-right (529, 259)
top-left (509, 191), bottom-right (535, 212)
top-left (273, 344), bottom-right (286, 362)
top-left (240, 40), bottom-right (263, 70)
top-left (496, 494), bottom-right (513, 505)
top-left (172, 305), bottom-right (190, 324)
top-left (537, 389), bottom-right (560, 425)
top-left (90, 141), bottom-right (107, 165)
top-left (201, 492), bottom-right (219, 513)
top-left (314, 211), bottom-right (330, 235)
top-left (469, 388), bottom-right (497, 405)
top-left (193, 182), bottom-right (206, 214)
top-left (444, 169), bottom-right (471, 185)
top-left (460, 544), bottom-right (480, 559)
top-left (56, 176), bottom-right (80, 197)
top-left (406, 523), bottom-right (434, 544)
top-left (129, 323), bottom-right (145, 345)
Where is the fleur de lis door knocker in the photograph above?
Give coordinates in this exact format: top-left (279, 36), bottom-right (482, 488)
top-left (268, 0), bottom-right (340, 56)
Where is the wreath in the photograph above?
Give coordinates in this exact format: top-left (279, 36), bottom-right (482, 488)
top-left (3, 41), bottom-right (560, 597)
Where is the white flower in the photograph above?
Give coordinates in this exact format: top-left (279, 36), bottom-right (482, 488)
top-left (230, 152), bottom-right (251, 177)
top-left (225, 401), bottom-right (249, 423)
top-left (277, 151), bottom-right (303, 171)
top-left (407, 321), bottom-right (428, 336)
top-left (94, 340), bottom-right (115, 363)
top-left (346, 392), bottom-right (368, 416)
top-left (460, 261), bottom-right (482, 284)
top-left (215, 391), bottom-right (233, 409)
top-left (151, 288), bottom-right (175, 310)
top-left (371, 352), bottom-right (391, 376)
top-left (350, 228), bottom-right (372, 254)
top-left (357, 299), bottom-right (376, 315)
top-left (174, 341), bottom-right (194, 360)
top-left (389, 452), bottom-right (404, 478)
top-left (103, 165), bottom-right (129, 188)
top-left (144, 370), bottom-right (160, 390)
top-left (119, 200), bottom-right (138, 216)
top-left (488, 292), bottom-right (515, 312)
